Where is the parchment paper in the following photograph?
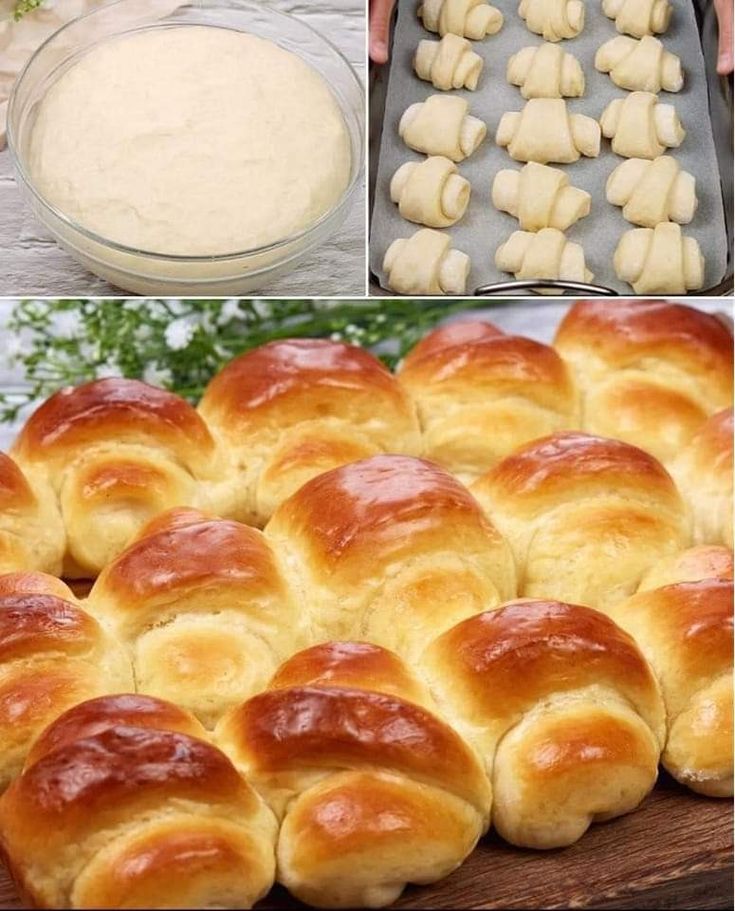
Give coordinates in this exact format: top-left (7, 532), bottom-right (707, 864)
top-left (369, 0), bottom-right (729, 294)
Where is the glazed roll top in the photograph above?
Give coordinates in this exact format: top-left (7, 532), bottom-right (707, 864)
top-left (554, 300), bottom-right (733, 467)
top-left (265, 454), bottom-right (516, 660)
top-left (0, 452), bottom-right (64, 576)
top-left (422, 600), bottom-right (666, 848)
top-left (671, 408), bottom-right (734, 548)
top-left (198, 339), bottom-right (421, 526)
top-left (638, 545), bottom-right (733, 590)
top-left (0, 724), bottom-right (277, 909)
top-left (609, 579), bottom-right (734, 797)
top-left (471, 431), bottom-right (690, 609)
top-left (398, 320), bottom-right (579, 480)
top-left (216, 641), bottom-right (490, 909)
top-left (11, 378), bottom-right (225, 576)
top-left (89, 508), bottom-right (302, 728)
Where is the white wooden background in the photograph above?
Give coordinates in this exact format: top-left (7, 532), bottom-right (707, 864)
top-left (0, 0), bottom-right (366, 297)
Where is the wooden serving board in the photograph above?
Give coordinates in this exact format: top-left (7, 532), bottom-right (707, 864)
top-left (1, 773), bottom-right (731, 910)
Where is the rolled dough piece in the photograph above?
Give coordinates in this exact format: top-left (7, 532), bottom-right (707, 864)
top-left (602, 0), bottom-right (673, 39)
top-left (390, 156), bottom-right (471, 227)
top-left (492, 162), bottom-right (591, 231)
top-left (496, 98), bottom-right (600, 164)
top-left (384, 228), bottom-right (471, 294)
top-left (600, 92), bottom-right (685, 159)
top-left (614, 223), bottom-right (704, 293)
top-left (415, 34), bottom-right (484, 90)
top-left (417, 0), bottom-right (503, 39)
top-left (518, 0), bottom-right (585, 42)
top-left (507, 42), bottom-right (585, 99)
top-left (400, 94), bottom-right (487, 162)
top-left (606, 157), bottom-right (697, 227)
top-left (496, 227), bottom-right (593, 284)
top-left (595, 35), bottom-right (683, 93)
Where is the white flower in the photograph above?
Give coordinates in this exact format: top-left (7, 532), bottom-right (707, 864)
top-left (96, 362), bottom-right (120, 379)
top-left (252, 300), bottom-right (272, 318)
top-left (54, 309), bottom-right (83, 340)
top-left (1, 334), bottom-right (29, 363)
top-left (143, 364), bottom-right (173, 388)
top-left (164, 318), bottom-right (195, 351)
top-left (217, 299), bottom-right (245, 325)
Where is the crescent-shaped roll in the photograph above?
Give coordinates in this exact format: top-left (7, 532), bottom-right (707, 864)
top-left (383, 228), bottom-right (471, 294)
top-left (492, 162), bottom-right (591, 231)
top-left (495, 227), bottom-right (594, 286)
top-left (198, 339), bottom-right (420, 526)
top-left (265, 454), bottom-right (516, 661)
top-left (471, 432), bottom-right (691, 610)
top-left (417, 0), bottom-right (503, 39)
top-left (507, 42), bottom-right (585, 99)
top-left (600, 91), bottom-right (685, 159)
top-left (606, 156), bottom-right (697, 227)
top-left (614, 223), bottom-right (704, 294)
top-left (496, 98), bottom-right (600, 164)
top-left (602, 0), bottom-right (673, 39)
top-left (398, 320), bottom-right (580, 479)
top-left (215, 640), bottom-right (491, 908)
top-left (553, 300), bottom-right (733, 469)
top-left (518, 0), bottom-right (585, 42)
top-left (399, 94), bottom-right (487, 162)
top-left (390, 156), bottom-right (471, 228)
top-left (638, 546), bottom-right (733, 591)
top-left (608, 580), bottom-right (733, 797)
top-left (595, 35), bottom-right (683, 93)
top-left (421, 600), bottom-right (666, 848)
top-left (414, 34), bottom-right (484, 90)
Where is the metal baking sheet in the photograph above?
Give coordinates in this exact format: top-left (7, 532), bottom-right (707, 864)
top-left (369, 0), bottom-right (729, 295)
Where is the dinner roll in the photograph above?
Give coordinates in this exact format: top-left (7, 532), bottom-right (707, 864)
top-left (88, 507), bottom-right (303, 728)
top-left (198, 339), bottom-right (421, 526)
top-left (638, 545), bottom-right (733, 590)
top-left (398, 320), bottom-right (579, 480)
top-left (609, 579), bottom-right (733, 797)
top-left (471, 432), bottom-right (690, 610)
top-left (0, 726), bottom-right (277, 909)
top-left (11, 378), bottom-right (228, 577)
top-left (422, 600), bottom-right (666, 848)
top-left (554, 300), bottom-right (733, 467)
top-left (671, 408), bottom-right (733, 547)
top-left (216, 641), bottom-right (490, 908)
top-left (265, 454), bottom-right (516, 660)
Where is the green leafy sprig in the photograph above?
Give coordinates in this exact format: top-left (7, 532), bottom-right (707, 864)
top-left (14, 0), bottom-right (46, 21)
top-left (0, 298), bottom-right (498, 424)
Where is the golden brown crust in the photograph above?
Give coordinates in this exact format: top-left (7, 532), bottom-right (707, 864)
top-left (0, 594), bottom-right (99, 662)
top-left (0, 572), bottom-right (75, 600)
top-left (0, 453), bottom-right (34, 511)
top-left (639, 546), bottom-right (733, 590)
top-left (401, 320), bottom-right (505, 364)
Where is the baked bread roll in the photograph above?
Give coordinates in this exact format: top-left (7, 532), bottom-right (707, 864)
top-left (554, 300), bottom-right (733, 467)
top-left (507, 42), bottom-right (585, 99)
top-left (519, 0), bottom-right (585, 42)
top-left (495, 227), bottom-right (594, 286)
top-left (414, 34), bottom-right (484, 90)
top-left (199, 339), bottom-right (420, 526)
top-left (216, 641), bottom-right (491, 908)
top-left (390, 156), bottom-right (471, 227)
top-left (608, 580), bottom-right (733, 797)
top-left (600, 91), bottom-right (685, 159)
top-left (265, 454), bottom-right (516, 660)
top-left (398, 320), bottom-right (579, 479)
top-left (595, 36), bottom-right (683, 93)
top-left (471, 432), bottom-right (691, 610)
top-left (638, 546), bottom-right (733, 591)
top-left (606, 156), bottom-right (697, 227)
top-left (0, 725), bottom-right (277, 909)
top-left (383, 228), bottom-right (471, 294)
top-left (418, 0), bottom-right (503, 39)
top-left (496, 98), bottom-right (601, 164)
top-left (0, 574), bottom-right (132, 791)
top-left (603, 0), bottom-right (673, 38)
top-left (493, 162), bottom-right (591, 231)
top-left (0, 452), bottom-right (64, 576)
top-left (614, 223), bottom-right (704, 294)
top-left (11, 378), bottom-right (226, 577)
top-left (88, 508), bottom-right (303, 728)
top-left (422, 600), bottom-right (666, 848)
top-left (399, 94), bottom-right (487, 162)
top-left (671, 409), bottom-right (734, 548)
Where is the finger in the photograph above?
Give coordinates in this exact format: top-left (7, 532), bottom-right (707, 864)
top-left (369, 0), bottom-right (396, 64)
top-left (716, 0), bottom-right (734, 75)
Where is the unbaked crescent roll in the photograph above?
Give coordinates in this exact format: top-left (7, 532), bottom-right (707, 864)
top-left (492, 162), bottom-right (591, 231)
top-left (606, 156), bottom-right (697, 227)
top-left (390, 156), bottom-right (471, 227)
top-left (600, 91), bottom-right (685, 159)
top-left (614, 223), bottom-right (704, 294)
top-left (418, 0), bottom-right (503, 39)
top-left (496, 98), bottom-right (600, 164)
top-left (507, 42), bottom-right (585, 98)
top-left (595, 35), bottom-right (683, 93)
top-left (518, 0), bottom-right (585, 42)
top-left (603, 0), bottom-right (673, 38)
top-left (400, 94), bottom-right (487, 162)
top-left (384, 228), bottom-right (471, 294)
top-left (415, 34), bottom-right (484, 90)
top-left (496, 227), bottom-right (593, 285)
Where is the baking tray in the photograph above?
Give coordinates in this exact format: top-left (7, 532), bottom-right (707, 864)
top-left (369, 0), bottom-right (734, 296)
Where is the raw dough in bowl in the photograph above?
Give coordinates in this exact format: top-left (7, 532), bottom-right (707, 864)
top-left (27, 25), bottom-right (351, 256)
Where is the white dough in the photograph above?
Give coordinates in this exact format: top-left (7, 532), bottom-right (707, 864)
top-left (28, 26), bottom-right (351, 256)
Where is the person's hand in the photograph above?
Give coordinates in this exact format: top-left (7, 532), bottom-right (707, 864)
top-left (369, 0), bottom-right (397, 64)
top-left (715, 0), bottom-right (733, 75)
